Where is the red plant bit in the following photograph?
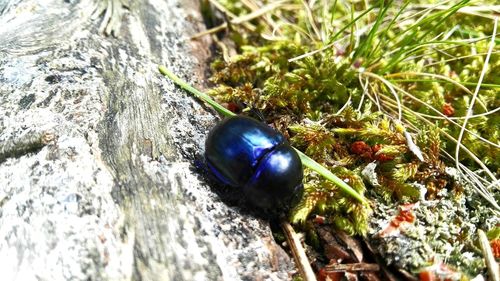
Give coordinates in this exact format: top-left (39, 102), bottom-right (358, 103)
top-left (442, 103), bottom-right (455, 117)
top-left (314, 215), bottom-right (327, 225)
top-left (390, 220), bottom-right (401, 228)
top-left (374, 153), bottom-right (394, 162)
top-left (225, 102), bottom-right (241, 113)
top-left (318, 266), bottom-right (343, 281)
top-left (491, 238), bottom-right (500, 258)
top-left (371, 144), bottom-right (394, 162)
top-left (418, 261), bottom-right (461, 281)
top-left (448, 70), bottom-right (459, 80)
top-left (378, 203), bottom-right (417, 237)
top-left (350, 141), bottom-right (372, 158)
top-left (419, 270), bottom-right (435, 281)
top-left (397, 208), bottom-right (416, 223)
top-left (353, 59), bottom-right (363, 68)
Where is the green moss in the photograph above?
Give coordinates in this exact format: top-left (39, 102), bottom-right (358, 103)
top-left (202, 0), bottom-right (499, 277)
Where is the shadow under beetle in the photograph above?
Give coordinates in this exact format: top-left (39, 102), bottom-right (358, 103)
top-left (205, 116), bottom-right (304, 218)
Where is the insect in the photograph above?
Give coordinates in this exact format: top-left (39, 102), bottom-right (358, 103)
top-left (205, 116), bottom-right (304, 216)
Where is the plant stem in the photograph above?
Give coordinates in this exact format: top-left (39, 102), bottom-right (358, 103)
top-left (295, 149), bottom-right (367, 204)
top-left (477, 229), bottom-right (500, 281)
top-left (159, 65), bottom-right (234, 117)
top-left (281, 221), bottom-right (317, 281)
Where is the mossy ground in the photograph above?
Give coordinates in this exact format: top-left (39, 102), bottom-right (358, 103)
top-left (199, 1), bottom-right (499, 279)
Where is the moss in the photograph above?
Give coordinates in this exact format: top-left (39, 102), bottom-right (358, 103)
top-left (201, 0), bottom-right (499, 277)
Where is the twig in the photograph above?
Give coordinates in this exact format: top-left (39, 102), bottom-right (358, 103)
top-left (324, 263), bottom-right (380, 272)
top-left (281, 221), bottom-right (317, 281)
top-left (477, 229), bottom-right (500, 281)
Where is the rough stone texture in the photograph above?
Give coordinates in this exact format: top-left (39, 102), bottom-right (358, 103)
top-left (0, 0), bottom-right (295, 280)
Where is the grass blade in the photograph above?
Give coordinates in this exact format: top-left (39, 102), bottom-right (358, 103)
top-left (159, 65), bottom-right (235, 117)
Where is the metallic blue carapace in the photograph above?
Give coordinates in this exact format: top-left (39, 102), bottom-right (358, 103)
top-left (205, 116), bottom-right (303, 213)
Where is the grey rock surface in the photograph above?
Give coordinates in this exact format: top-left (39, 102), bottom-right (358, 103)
top-left (0, 0), bottom-right (295, 280)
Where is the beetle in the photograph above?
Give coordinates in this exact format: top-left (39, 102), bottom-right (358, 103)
top-left (205, 116), bottom-right (304, 217)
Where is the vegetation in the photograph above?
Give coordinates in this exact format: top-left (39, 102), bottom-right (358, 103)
top-left (195, 0), bottom-right (499, 279)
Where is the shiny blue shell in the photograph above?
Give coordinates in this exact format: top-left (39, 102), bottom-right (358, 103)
top-left (205, 116), bottom-right (303, 213)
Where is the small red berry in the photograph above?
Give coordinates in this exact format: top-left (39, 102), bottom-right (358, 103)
top-left (226, 102), bottom-right (241, 113)
top-left (374, 154), bottom-right (394, 162)
top-left (442, 103), bottom-right (455, 117)
top-left (350, 141), bottom-right (372, 158)
top-left (313, 215), bottom-right (326, 224)
top-left (353, 59), bottom-right (363, 68)
top-left (419, 270), bottom-right (435, 281)
top-left (371, 144), bottom-right (394, 162)
top-left (491, 239), bottom-right (500, 259)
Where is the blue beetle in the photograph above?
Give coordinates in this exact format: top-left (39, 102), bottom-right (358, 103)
top-left (205, 116), bottom-right (303, 216)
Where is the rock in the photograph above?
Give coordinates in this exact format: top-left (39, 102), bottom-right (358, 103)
top-left (0, 0), bottom-right (295, 280)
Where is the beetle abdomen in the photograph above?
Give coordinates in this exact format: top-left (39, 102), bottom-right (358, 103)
top-left (245, 144), bottom-right (303, 211)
